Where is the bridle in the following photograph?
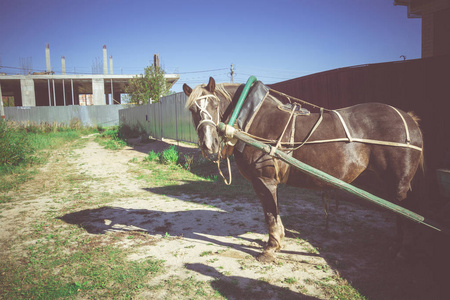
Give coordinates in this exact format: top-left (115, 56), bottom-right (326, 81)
top-left (193, 94), bottom-right (221, 132)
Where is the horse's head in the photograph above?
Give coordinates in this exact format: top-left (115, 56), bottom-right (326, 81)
top-left (183, 77), bottom-right (221, 156)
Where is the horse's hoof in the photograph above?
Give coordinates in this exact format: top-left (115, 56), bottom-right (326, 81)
top-left (256, 251), bottom-right (276, 263)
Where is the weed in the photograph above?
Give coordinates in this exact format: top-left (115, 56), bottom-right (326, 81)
top-left (200, 251), bottom-right (213, 257)
top-left (161, 145), bottom-right (179, 164)
top-left (145, 150), bottom-right (161, 162)
top-left (284, 277), bottom-right (297, 284)
top-left (183, 155), bottom-right (194, 170)
top-left (95, 126), bottom-right (127, 150)
top-left (315, 264), bottom-right (329, 272)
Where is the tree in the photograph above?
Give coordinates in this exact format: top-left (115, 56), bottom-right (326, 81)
top-left (125, 64), bottom-right (169, 104)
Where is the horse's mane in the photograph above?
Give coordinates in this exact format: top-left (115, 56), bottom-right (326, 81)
top-left (185, 83), bottom-right (235, 108)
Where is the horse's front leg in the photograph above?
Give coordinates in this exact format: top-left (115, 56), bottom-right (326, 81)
top-left (251, 176), bottom-right (285, 263)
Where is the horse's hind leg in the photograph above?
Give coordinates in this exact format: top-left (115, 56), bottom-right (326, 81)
top-left (390, 161), bottom-right (422, 261)
top-left (251, 176), bottom-right (285, 263)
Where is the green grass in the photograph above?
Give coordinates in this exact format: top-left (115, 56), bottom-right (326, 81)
top-left (95, 126), bottom-right (127, 150)
top-left (0, 124), bottom-right (165, 298)
top-left (311, 277), bottom-right (367, 300)
top-left (0, 121), bottom-right (97, 194)
top-left (0, 219), bottom-right (164, 299)
top-left (135, 146), bottom-right (257, 201)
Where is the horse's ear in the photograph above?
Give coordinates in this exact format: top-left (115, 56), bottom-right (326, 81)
top-left (183, 83), bottom-right (192, 97)
top-left (206, 77), bottom-right (216, 93)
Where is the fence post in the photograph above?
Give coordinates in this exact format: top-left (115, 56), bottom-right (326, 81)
top-left (160, 101), bottom-right (163, 139)
top-left (175, 96), bottom-right (178, 145)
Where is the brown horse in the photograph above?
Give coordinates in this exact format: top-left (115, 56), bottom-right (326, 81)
top-left (183, 77), bottom-right (424, 262)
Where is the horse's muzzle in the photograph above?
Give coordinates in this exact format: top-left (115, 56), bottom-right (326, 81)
top-left (198, 124), bottom-right (220, 155)
top-left (200, 136), bottom-right (219, 155)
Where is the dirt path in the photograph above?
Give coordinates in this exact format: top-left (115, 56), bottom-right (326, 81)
top-left (67, 139), bottom-right (336, 299)
top-left (1, 136), bottom-right (440, 299)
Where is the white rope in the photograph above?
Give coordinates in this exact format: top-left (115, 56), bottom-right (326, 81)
top-left (389, 105), bottom-right (411, 144)
top-left (332, 110), bottom-right (353, 142)
top-left (194, 95), bottom-right (220, 131)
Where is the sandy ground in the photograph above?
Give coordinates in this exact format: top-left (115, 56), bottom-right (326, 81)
top-left (1, 136), bottom-right (443, 299)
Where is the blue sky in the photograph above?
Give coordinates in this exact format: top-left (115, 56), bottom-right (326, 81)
top-left (0, 0), bottom-right (421, 92)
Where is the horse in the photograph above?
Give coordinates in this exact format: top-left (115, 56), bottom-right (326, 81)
top-left (183, 77), bottom-right (424, 263)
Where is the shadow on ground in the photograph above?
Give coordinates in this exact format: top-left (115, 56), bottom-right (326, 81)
top-left (58, 174), bottom-right (450, 300)
top-left (185, 263), bottom-right (320, 300)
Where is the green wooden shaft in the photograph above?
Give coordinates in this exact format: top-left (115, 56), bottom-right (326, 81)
top-left (218, 122), bottom-right (446, 233)
top-left (228, 76), bottom-right (257, 127)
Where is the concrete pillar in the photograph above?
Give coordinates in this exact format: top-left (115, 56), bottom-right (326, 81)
top-left (109, 78), bottom-right (114, 105)
top-left (45, 43), bottom-right (51, 73)
top-left (92, 78), bottom-right (105, 105)
top-left (61, 56), bottom-right (66, 74)
top-left (20, 78), bottom-right (36, 106)
top-left (109, 56), bottom-right (113, 75)
top-left (71, 79), bottom-right (74, 105)
top-left (48, 79), bottom-right (52, 106)
top-left (103, 45), bottom-right (108, 75)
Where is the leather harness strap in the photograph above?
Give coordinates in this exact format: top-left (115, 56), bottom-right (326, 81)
top-left (330, 107), bottom-right (421, 151)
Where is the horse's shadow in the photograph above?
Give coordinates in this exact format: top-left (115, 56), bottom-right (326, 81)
top-left (58, 204), bottom-right (316, 259)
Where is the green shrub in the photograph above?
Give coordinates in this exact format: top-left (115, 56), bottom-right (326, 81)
top-left (161, 145), bottom-right (179, 165)
top-left (145, 150), bottom-right (161, 162)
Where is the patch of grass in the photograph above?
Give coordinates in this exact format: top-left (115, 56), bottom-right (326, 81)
top-left (161, 145), bottom-right (179, 164)
top-left (95, 126), bottom-right (127, 150)
top-left (0, 120), bottom-right (35, 167)
top-left (135, 149), bottom-right (256, 201)
top-left (145, 150), bottom-right (161, 162)
top-left (152, 276), bottom-right (216, 299)
top-left (0, 121), bottom-right (96, 193)
top-left (0, 219), bottom-right (165, 299)
top-left (200, 250), bottom-right (213, 257)
top-left (315, 277), bottom-right (367, 300)
top-left (284, 277), bottom-right (297, 284)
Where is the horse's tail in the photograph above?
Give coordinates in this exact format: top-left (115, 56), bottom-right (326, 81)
top-left (407, 111), bottom-right (425, 175)
top-left (406, 111), bottom-right (428, 218)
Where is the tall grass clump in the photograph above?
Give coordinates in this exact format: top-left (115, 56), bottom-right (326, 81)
top-left (144, 145), bottom-right (180, 165)
top-left (161, 145), bottom-right (179, 164)
top-left (96, 126), bottom-right (127, 150)
top-left (0, 121), bottom-right (97, 193)
top-left (144, 150), bottom-right (161, 162)
top-left (0, 121), bottom-right (35, 169)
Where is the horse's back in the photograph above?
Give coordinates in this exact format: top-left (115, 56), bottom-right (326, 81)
top-left (337, 102), bottom-right (423, 148)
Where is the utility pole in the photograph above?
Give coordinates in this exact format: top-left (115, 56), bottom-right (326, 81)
top-left (230, 64), bottom-right (234, 83)
top-left (154, 54), bottom-right (160, 68)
